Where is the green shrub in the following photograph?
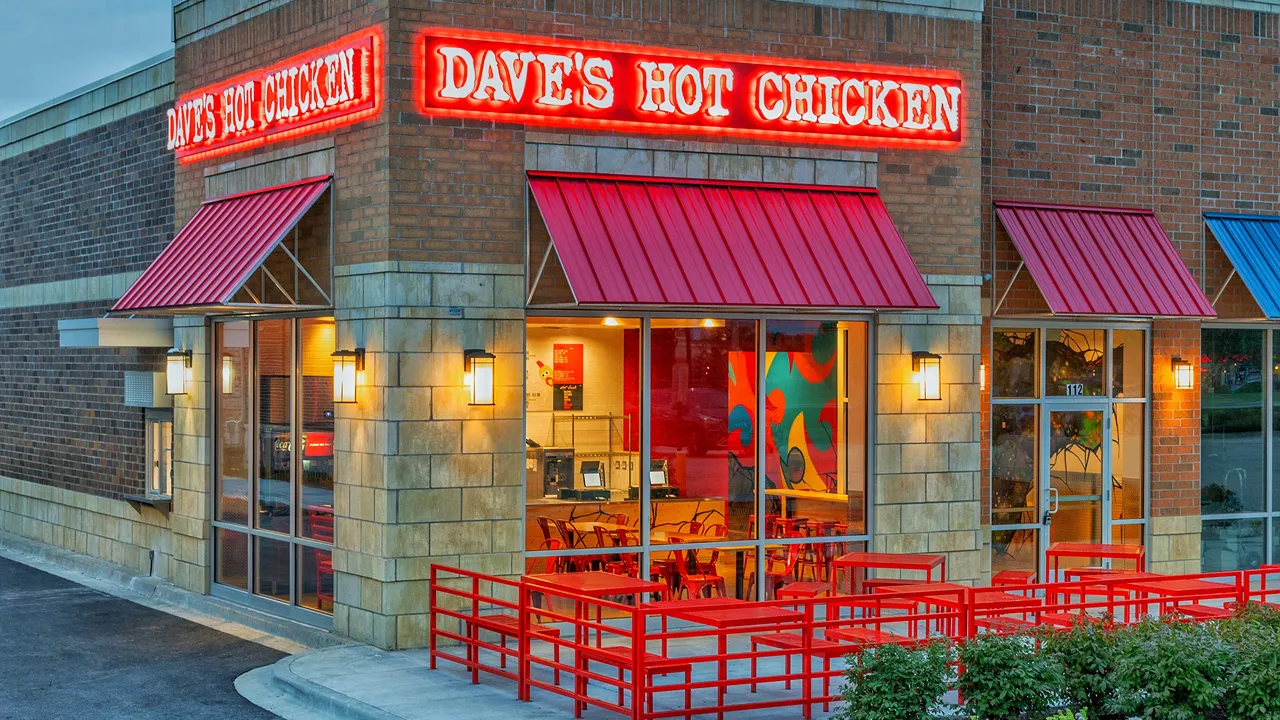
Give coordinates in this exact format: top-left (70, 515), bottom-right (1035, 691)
top-left (1038, 620), bottom-right (1124, 720)
top-left (836, 640), bottom-right (952, 720)
top-left (1218, 605), bottom-right (1280, 720)
top-left (1111, 618), bottom-right (1232, 720)
top-left (957, 633), bottom-right (1062, 720)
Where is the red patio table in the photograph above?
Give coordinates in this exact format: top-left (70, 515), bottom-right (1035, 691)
top-left (662, 603), bottom-right (805, 720)
top-left (1115, 576), bottom-right (1237, 615)
top-left (1046, 542), bottom-right (1145, 580)
top-left (525, 572), bottom-right (669, 647)
top-left (831, 551), bottom-right (946, 595)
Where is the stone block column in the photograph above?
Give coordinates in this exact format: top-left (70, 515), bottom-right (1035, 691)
top-left (874, 274), bottom-right (985, 584)
top-left (330, 261), bottom-right (525, 650)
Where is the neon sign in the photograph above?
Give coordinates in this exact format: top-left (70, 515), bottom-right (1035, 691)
top-left (416, 29), bottom-right (963, 147)
top-left (169, 27), bottom-right (382, 163)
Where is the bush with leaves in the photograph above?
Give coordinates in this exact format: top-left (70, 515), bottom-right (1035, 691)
top-left (957, 632), bottom-right (1062, 720)
top-left (1216, 604), bottom-right (1280, 720)
top-left (836, 640), bottom-right (953, 720)
top-left (1110, 617), bottom-right (1233, 720)
top-left (1037, 618), bottom-right (1124, 719)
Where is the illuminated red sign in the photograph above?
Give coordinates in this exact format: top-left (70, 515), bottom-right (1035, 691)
top-left (416, 29), bottom-right (963, 147)
top-left (169, 27), bottom-right (382, 163)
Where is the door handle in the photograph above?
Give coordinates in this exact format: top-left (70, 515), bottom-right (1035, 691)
top-left (1048, 487), bottom-right (1060, 514)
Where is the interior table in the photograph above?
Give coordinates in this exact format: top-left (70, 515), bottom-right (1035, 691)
top-left (1045, 542), bottom-right (1145, 581)
top-left (831, 552), bottom-right (946, 595)
top-left (661, 603), bottom-right (806, 720)
top-left (650, 536), bottom-right (784, 599)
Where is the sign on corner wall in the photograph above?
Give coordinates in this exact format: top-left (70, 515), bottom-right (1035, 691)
top-left (167, 27), bottom-right (383, 163)
top-left (415, 28), bottom-right (963, 148)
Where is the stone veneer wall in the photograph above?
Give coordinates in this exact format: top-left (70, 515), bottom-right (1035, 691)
top-left (874, 275), bottom-right (984, 584)
top-left (329, 261), bottom-right (526, 649)
top-left (169, 317), bottom-right (212, 594)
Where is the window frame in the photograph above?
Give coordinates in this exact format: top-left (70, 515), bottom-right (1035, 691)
top-left (523, 309), bottom-right (876, 601)
top-left (144, 408), bottom-right (174, 497)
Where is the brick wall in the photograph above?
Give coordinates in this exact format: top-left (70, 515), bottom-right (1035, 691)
top-left (0, 106), bottom-right (173, 289)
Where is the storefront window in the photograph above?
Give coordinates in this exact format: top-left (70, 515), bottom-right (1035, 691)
top-left (993, 329), bottom-right (1038, 398)
top-left (1201, 329), bottom-right (1264, 515)
top-left (524, 317), bottom-right (641, 573)
top-left (213, 316), bottom-right (336, 619)
top-left (1046, 328), bottom-right (1105, 397)
top-left (1203, 517), bottom-right (1265, 572)
top-left (524, 315), bottom-right (870, 600)
top-left (991, 405), bottom-right (1037, 527)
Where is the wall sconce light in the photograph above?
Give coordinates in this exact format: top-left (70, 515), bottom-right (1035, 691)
top-left (1172, 356), bottom-right (1195, 390)
top-left (221, 355), bottom-right (234, 395)
top-left (332, 348), bottom-right (365, 404)
top-left (912, 351), bottom-right (942, 401)
top-left (464, 349), bottom-right (496, 406)
top-left (166, 349), bottom-right (192, 396)
top-left (979, 361), bottom-right (987, 392)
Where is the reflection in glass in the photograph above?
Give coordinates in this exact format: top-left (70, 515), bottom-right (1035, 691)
top-left (298, 545), bottom-right (333, 614)
top-left (1202, 517), bottom-right (1265, 572)
top-left (991, 405), bottom-right (1037, 526)
top-left (649, 319), bottom-right (757, 546)
top-left (993, 330), bottom-right (1038, 398)
top-left (257, 319), bottom-right (293, 534)
top-left (1111, 404), bottom-right (1144, 521)
top-left (256, 535), bottom-right (292, 603)
top-left (1201, 329), bottom-right (1264, 515)
top-left (1111, 330), bottom-right (1146, 398)
top-left (523, 317), bottom-right (640, 561)
top-left (299, 318), bottom-right (336, 540)
top-left (991, 528), bottom-right (1038, 577)
top-left (215, 528), bottom-right (248, 590)
top-left (1111, 523), bottom-right (1143, 548)
top-left (1046, 329), bottom-right (1105, 396)
top-left (217, 321), bottom-right (251, 524)
top-left (763, 321), bottom-right (867, 536)
top-left (1048, 410), bottom-right (1105, 558)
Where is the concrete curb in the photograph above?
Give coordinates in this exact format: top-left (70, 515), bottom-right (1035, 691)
top-left (236, 650), bottom-right (405, 720)
top-left (0, 528), bottom-right (348, 652)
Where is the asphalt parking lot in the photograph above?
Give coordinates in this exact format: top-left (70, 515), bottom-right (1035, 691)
top-left (0, 556), bottom-right (283, 719)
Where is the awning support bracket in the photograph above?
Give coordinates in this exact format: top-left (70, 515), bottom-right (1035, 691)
top-left (277, 239), bottom-right (332, 306)
top-left (260, 265), bottom-right (297, 306)
top-left (993, 260), bottom-right (1024, 316)
top-left (1211, 268), bottom-right (1237, 308)
top-left (527, 241), bottom-right (554, 306)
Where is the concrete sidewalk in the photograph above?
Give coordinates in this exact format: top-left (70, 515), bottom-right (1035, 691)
top-left (236, 641), bottom-right (848, 720)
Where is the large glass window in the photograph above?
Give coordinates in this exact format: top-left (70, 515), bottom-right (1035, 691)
top-left (213, 316), bottom-right (335, 620)
top-left (1200, 327), bottom-right (1271, 571)
top-left (524, 315), bottom-right (870, 600)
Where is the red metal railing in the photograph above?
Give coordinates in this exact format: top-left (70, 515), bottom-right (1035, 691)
top-left (428, 565), bottom-right (1272, 719)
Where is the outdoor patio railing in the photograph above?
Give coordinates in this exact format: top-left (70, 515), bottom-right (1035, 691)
top-left (428, 565), bottom-right (1275, 719)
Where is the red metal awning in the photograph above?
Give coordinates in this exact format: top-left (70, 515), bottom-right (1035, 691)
top-left (527, 172), bottom-right (936, 309)
top-left (993, 201), bottom-right (1215, 317)
top-left (113, 177), bottom-right (331, 312)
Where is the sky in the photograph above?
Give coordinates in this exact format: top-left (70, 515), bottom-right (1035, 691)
top-left (0, 1), bottom-right (173, 122)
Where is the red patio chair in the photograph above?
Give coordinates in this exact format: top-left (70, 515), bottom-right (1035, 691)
top-left (746, 535), bottom-right (803, 600)
top-left (307, 506), bottom-right (334, 611)
top-left (467, 613), bottom-right (561, 685)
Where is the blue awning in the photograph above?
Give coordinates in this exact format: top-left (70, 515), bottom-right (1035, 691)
top-left (1205, 213), bottom-right (1280, 318)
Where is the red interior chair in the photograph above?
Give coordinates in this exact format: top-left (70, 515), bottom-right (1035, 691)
top-left (696, 523), bottom-right (729, 575)
top-left (307, 506), bottom-right (334, 611)
top-left (594, 526), bottom-right (636, 577)
top-left (675, 548), bottom-right (726, 600)
top-left (553, 518), bottom-right (591, 571)
top-left (747, 536), bottom-right (802, 600)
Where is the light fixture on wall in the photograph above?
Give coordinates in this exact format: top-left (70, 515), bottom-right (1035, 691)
top-left (979, 362), bottom-right (986, 392)
top-left (221, 355), bottom-right (234, 395)
top-left (464, 349), bottom-right (496, 406)
top-left (1172, 356), bottom-right (1195, 390)
top-left (332, 348), bottom-right (365, 404)
top-left (912, 351), bottom-right (942, 401)
top-left (166, 349), bottom-right (192, 396)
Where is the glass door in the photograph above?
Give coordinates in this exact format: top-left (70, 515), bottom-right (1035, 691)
top-left (1044, 404), bottom-right (1109, 577)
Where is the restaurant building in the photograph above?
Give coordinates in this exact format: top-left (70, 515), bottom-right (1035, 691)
top-left (1, 0), bottom-right (1277, 650)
